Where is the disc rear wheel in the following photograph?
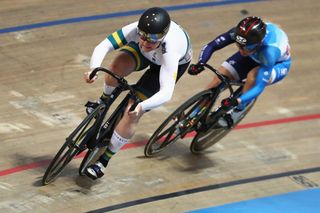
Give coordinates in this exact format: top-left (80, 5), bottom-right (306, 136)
top-left (190, 99), bottom-right (256, 154)
top-left (144, 90), bottom-right (213, 157)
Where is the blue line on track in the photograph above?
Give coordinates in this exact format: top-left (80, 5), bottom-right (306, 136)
top-left (0, 0), bottom-right (264, 34)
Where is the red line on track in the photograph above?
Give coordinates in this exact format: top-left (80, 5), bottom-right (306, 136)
top-left (234, 113), bottom-right (320, 129)
top-left (0, 113), bottom-right (319, 177)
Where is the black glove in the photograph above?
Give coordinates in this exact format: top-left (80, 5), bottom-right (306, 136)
top-left (188, 63), bottom-right (205, 75)
top-left (221, 97), bottom-right (238, 110)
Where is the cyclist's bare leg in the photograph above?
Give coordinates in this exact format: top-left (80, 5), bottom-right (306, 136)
top-left (206, 66), bottom-right (235, 89)
top-left (115, 99), bottom-right (144, 139)
top-left (105, 52), bottom-right (136, 87)
top-left (104, 51), bottom-right (140, 140)
top-left (85, 52), bottom-right (140, 178)
top-left (101, 52), bottom-right (144, 156)
top-left (242, 66), bottom-right (259, 93)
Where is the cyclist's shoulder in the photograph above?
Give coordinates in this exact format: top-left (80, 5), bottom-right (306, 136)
top-left (264, 23), bottom-right (289, 45)
top-left (119, 21), bottom-right (138, 33)
top-left (266, 22), bottom-right (286, 33)
top-left (161, 21), bottom-right (192, 60)
top-left (256, 23), bottom-right (289, 61)
top-left (168, 21), bottom-right (188, 33)
top-left (164, 21), bottom-right (190, 45)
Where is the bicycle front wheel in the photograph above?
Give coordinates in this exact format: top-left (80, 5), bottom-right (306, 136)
top-left (144, 90), bottom-right (214, 157)
top-left (42, 105), bottom-right (103, 185)
top-left (190, 99), bottom-right (256, 154)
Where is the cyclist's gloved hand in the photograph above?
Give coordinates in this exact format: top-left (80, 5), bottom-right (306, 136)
top-left (221, 97), bottom-right (238, 110)
top-left (188, 63), bottom-right (205, 75)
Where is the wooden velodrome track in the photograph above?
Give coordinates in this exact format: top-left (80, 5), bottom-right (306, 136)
top-left (0, 0), bottom-right (319, 212)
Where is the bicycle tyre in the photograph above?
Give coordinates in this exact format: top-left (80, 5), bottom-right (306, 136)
top-left (42, 105), bottom-right (103, 185)
top-left (144, 90), bottom-right (214, 157)
top-left (190, 99), bottom-right (256, 154)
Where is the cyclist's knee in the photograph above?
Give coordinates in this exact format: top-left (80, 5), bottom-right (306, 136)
top-left (103, 53), bottom-right (135, 85)
top-left (207, 66), bottom-right (234, 89)
top-left (246, 68), bottom-right (258, 83)
top-left (109, 52), bottom-right (135, 76)
top-left (219, 66), bottom-right (235, 80)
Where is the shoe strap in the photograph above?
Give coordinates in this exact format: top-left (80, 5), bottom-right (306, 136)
top-left (85, 101), bottom-right (99, 108)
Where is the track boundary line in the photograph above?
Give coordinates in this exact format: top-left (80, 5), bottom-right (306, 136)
top-left (0, 113), bottom-right (319, 177)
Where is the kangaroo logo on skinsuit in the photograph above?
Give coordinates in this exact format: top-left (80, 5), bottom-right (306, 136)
top-left (236, 35), bottom-right (247, 45)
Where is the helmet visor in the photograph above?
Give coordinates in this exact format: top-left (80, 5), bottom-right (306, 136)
top-left (137, 28), bottom-right (165, 43)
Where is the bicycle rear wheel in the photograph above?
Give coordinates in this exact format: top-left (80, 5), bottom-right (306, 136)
top-left (190, 99), bottom-right (256, 154)
top-left (144, 90), bottom-right (214, 157)
top-left (42, 105), bottom-right (103, 185)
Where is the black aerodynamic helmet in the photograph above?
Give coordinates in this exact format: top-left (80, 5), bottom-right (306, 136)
top-left (235, 16), bottom-right (266, 49)
top-left (137, 7), bottom-right (171, 42)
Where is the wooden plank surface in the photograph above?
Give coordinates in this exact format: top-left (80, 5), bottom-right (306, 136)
top-left (0, 0), bottom-right (319, 212)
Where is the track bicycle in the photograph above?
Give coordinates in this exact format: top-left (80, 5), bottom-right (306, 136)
top-left (144, 63), bottom-right (256, 156)
top-left (42, 67), bottom-right (140, 185)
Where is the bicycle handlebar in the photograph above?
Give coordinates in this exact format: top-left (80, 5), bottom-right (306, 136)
top-left (90, 67), bottom-right (139, 111)
top-left (90, 67), bottom-right (136, 94)
top-left (203, 63), bottom-right (243, 95)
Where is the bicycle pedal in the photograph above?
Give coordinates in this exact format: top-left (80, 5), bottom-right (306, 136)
top-left (85, 101), bottom-right (101, 115)
top-left (85, 101), bottom-right (97, 108)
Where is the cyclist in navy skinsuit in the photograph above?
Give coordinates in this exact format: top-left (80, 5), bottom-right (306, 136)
top-left (188, 16), bottom-right (291, 126)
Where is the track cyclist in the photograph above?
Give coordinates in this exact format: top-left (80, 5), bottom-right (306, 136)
top-left (83, 7), bottom-right (192, 179)
top-left (188, 16), bottom-right (291, 127)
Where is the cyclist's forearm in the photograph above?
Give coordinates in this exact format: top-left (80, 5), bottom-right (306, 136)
top-left (199, 28), bottom-right (235, 64)
top-left (90, 39), bottom-right (113, 69)
top-left (240, 84), bottom-right (265, 104)
top-left (140, 89), bottom-right (172, 111)
top-left (140, 65), bottom-right (177, 111)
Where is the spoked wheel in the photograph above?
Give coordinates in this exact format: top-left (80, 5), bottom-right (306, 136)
top-left (42, 105), bottom-right (103, 185)
top-left (190, 99), bottom-right (256, 154)
top-left (144, 90), bottom-right (214, 157)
